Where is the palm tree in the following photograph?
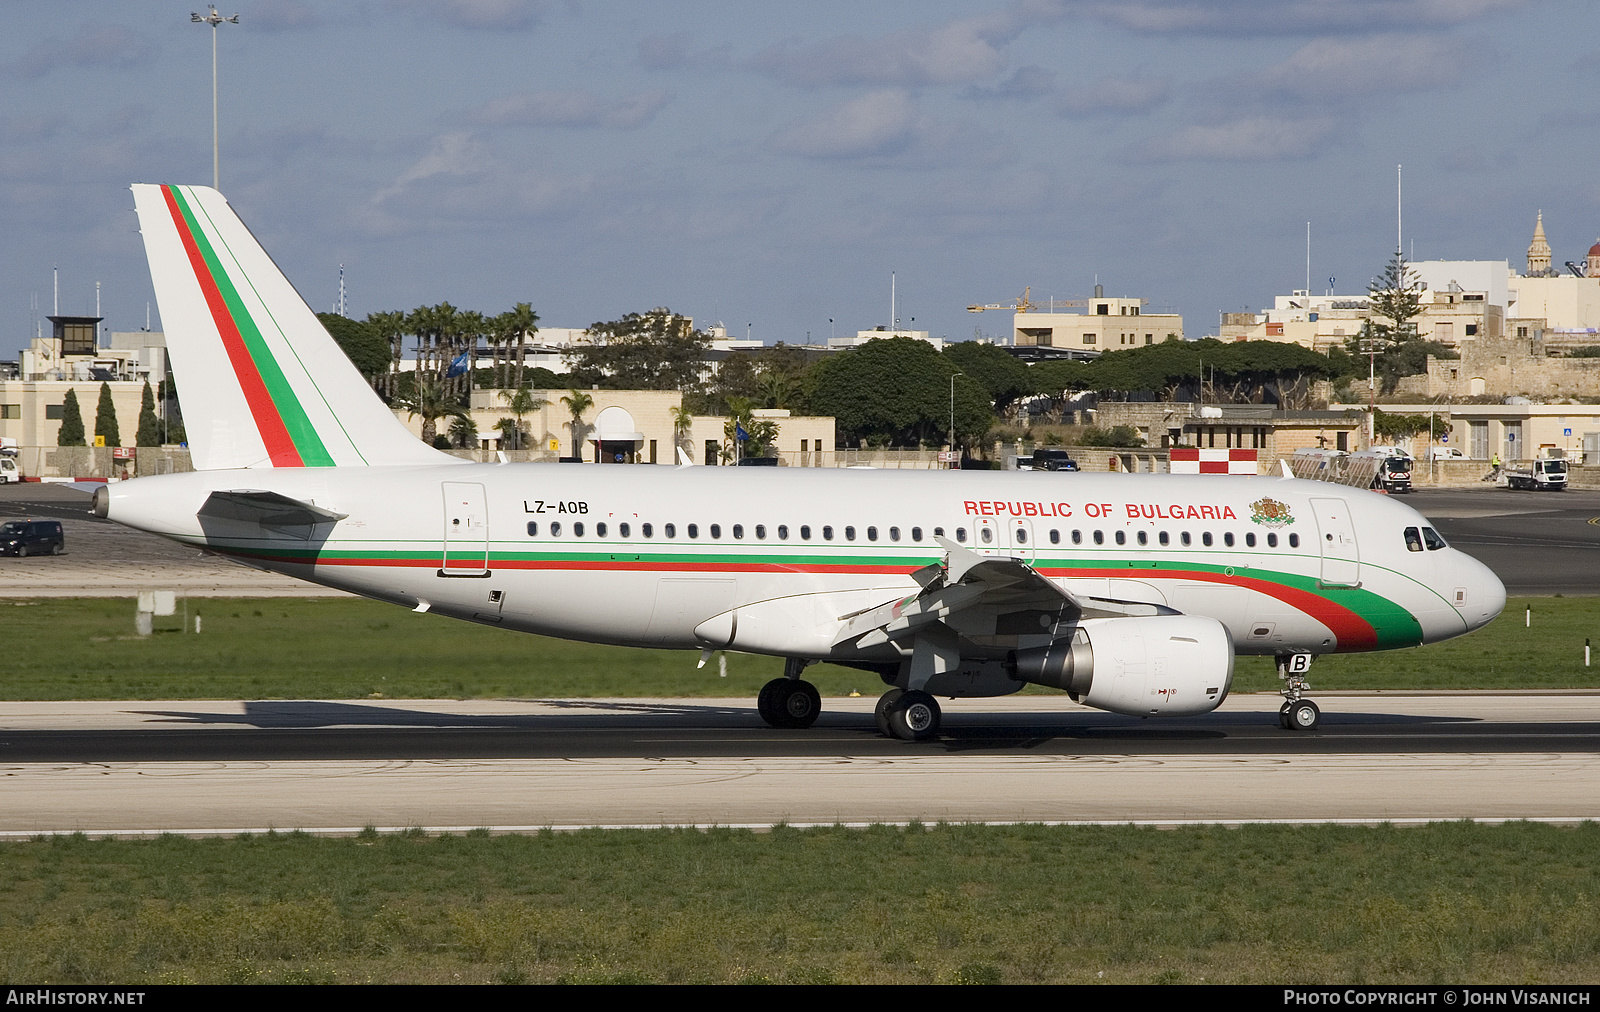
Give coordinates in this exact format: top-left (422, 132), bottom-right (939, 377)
top-left (501, 302), bottom-right (539, 391)
top-left (560, 389), bottom-right (594, 460)
top-left (396, 375), bottom-right (465, 446)
top-left (366, 310), bottom-right (407, 400)
top-left (497, 386), bottom-right (547, 450)
top-left (669, 403), bottom-right (694, 456)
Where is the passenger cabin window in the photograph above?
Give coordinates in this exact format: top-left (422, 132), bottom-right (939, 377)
top-left (956, 528), bottom-right (967, 543)
top-left (643, 523), bottom-right (653, 537)
top-left (1244, 532), bottom-right (1255, 547)
top-left (596, 522), bottom-right (607, 537)
top-left (1158, 531), bottom-right (1168, 546)
top-left (822, 526), bottom-right (833, 540)
top-left (1223, 532), bottom-right (1234, 547)
top-left (1289, 533), bottom-right (1299, 548)
top-left (866, 526), bottom-right (877, 541)
top-left (889, 527), bottom-right (900, 542)
top-left (1093, 531), bottom-right (1104, 545)
top-left (1136, 531), bottom-right (1147, 546)
top-left (551, 522), bottom-right (563, 537)
top-left (688, 524), bottom-right (699, 539)
top-left (933, 527), bottom-right (944, 538)
top-left (619, 523), bottom-right (630, 537)
top-left (1181, 532), bottom-right (1191, 546)
top-left (845, 526), bottom-right (856, 541)
top-left (911, 527), bottom-right (922, 541)
top-left (1114, 531), bottom-right (1126, 545)
top-left (1267, 533), bottom-right (1277, 547)
top-left (732, 524), bottom-right (744, 539)
top-left (755, 525), bottom-right (766, 539)
top-left (800, 525), bottom-right (810, 539)
top-left (574, 522), bottom-right (585, 537)
top-left (1202, 532), bottom-right (1213, 547)
top-left (1015, 527), bottom-right (1028, 544)
top-left (527, 522), bottom-right (538, 537)
top-left (777, 525), bottom-right (788, 540)
top-left (1072, 530), bottom-right (1082, 545)
top-left (710, 524), bottom-right (721, 539)
top-left (1404, 527), bottom-right (1424, 552)
top-left (1050, 529), bottom-right (1060, 544)
top-left (980, 527), bottom-right (993, 544)
top-left (664, 523), bottom-right (675, 538)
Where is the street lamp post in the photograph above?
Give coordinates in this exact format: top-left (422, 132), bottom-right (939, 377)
top-left (192, 7), bottom-right (240, 190)
top-left (949, 372), bottom-right (962, 461)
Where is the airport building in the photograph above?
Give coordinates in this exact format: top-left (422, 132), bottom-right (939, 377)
top-left (1006, 287), bottom-right (1184, 361)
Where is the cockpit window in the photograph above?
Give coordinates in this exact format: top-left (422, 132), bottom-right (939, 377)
top-left (1403, 527), bottom-right (1423, 552)
top-left (1422, 527), bottom-right (1447, 551)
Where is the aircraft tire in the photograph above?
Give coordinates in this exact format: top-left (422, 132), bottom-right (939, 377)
top-left (1288, 698), bottom-right (1321, 732)
top-left (1278, 702), bottom-right (1292, 730)
top-left (756, 678), bottom-right (787, 728)
top-left (775, 679), bottom-right (822, 729)
top-left (874, 688), bottom-right (904, 737)
top-left (888, 690), bottom-right (941, 741)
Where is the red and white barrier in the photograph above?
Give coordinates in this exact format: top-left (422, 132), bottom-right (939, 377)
top-left (1169, 448), bottom-right (1258, 474)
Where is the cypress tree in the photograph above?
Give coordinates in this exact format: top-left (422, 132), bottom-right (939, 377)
top-left (95, 381), bottom-right (120, 447)
top-left (56, 389), bottom-right (85, 446)
top-left (136, 380), bottom-right (161, 446)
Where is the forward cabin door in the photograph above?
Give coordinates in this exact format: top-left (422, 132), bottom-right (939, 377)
top-left (442, 482), bottom-right (490, 576)
top-left (1310, 496), bottom-right (1360, 587)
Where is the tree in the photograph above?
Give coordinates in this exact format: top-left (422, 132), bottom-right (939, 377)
top-left (722, 396), bottom-right (779, 460)
top-left (942, 340), bottom-right (1034, 418)
top-left (669, 403), bottom-right (694, 456)
top-left (569, 308), bottom-right (711, 391)
top-left (493, 302), bottom-right (539, 390)
top-left (136, 380), bottom-right (161, 446)
top-left (365, 310), bottom-right (408, 401)
top-left (56, 389), bottom-right (85, 446)
top-left (1366, 253), bottom-right (1426, 343)
top-left (1373, 409), bottom-right (1435, 441)
top-left (94, 382), bottom-right (120, 447)
top-left (560, 389), bottom-right (594, 458)
top-left (809, 338), bottom-right (989, 448)
top-left (317, 313), bottom-right (390, 385)
top-left (394, 375), bottom-right (465, 446)
top-left (496, 386), bottom-right (547, 450)
top-left (448, 414), bottom-right (479, 450)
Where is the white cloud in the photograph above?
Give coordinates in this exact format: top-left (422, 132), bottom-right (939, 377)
top-left (768, 90), bottom-right (921, 159)
top-left (1065, 0), bottom-right (1530, 35)
top-left (372, 132), bottom-right (491, 204)
top-left (1056, 75), bottom-right (1171, 116)
top-left (1130, 116), bottom-right (1336, 161)
top-left (468, 90), bottom-right (672, 130)
top-left (1254, 33), bottom-right (1474, 98)
top-left (964, 65), bottom-right (1058, 101)
top-left (245, 0), bottom-right (322, 31)
top-left (636, 33), bottom-right (732, 72)
top-left (388, 0), bottom-right (543, 31)
top-left (5, 24), bottom-right (156, 80)
top-left (751, 4), bottom-right (1067, 87)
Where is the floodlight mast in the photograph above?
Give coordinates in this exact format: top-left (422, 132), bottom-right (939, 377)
top-left (192, 7), bottom-right (240, 190)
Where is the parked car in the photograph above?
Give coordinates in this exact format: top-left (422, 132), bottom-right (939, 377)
top-left (0, 519), bottom-right (65, 556)
top-left (1429, 447), bottom-right (1466, 461)
top-left (1028, 448), bottom-right (1080, 472)
top-left (0, 457), bottom-right (19, 483)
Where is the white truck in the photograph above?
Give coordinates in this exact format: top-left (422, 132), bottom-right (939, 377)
top-left (0, 457), bottom-right (18, 483)
top-left (1498, 452), bottom-right (1568, 491)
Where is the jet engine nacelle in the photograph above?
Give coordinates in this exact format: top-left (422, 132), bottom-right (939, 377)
top-left (1007, 614), bottom-right (1234, 717)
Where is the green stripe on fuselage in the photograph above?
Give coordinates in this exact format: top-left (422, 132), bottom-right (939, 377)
top-left (203, 541), bottom-right (1426, 650)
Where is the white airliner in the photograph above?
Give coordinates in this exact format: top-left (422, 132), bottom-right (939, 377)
top-left (96, 184), bottom-right (1506, 739)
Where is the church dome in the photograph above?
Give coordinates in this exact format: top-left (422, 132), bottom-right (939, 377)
top-left (1590, 240), bottom-right (1600, 257)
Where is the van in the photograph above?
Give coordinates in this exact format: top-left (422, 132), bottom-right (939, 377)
top-left (0, 519), bottom-right (65, 556)
top-left (0, 457), bottom-right (19, 483)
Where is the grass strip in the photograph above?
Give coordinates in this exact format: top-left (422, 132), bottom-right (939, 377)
top-left (2, 822), bottom-right (1599, 984)
top-left (2, 596), bottom-right (1597, 700)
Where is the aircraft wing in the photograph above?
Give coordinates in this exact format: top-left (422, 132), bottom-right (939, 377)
top-left (833, 537), bottom-right (1170, 650)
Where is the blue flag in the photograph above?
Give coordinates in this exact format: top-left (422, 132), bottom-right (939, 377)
top-left (736, 422), bottom-right (749, 441)
top-left (445, 351), bottom-right (471, 378)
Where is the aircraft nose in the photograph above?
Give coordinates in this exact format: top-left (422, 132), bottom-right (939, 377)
top-left (1455, 550), bottom-right (1505, 631)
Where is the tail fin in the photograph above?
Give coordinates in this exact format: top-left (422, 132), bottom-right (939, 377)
top-left (131, 183), bottom-right (450, 470)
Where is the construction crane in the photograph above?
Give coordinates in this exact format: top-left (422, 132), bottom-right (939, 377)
top-left (967, 287), bottom-right (1096, 314)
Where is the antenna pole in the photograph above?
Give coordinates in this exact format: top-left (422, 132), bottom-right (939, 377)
top-left (1397, 164), bottom-right (1403, 257)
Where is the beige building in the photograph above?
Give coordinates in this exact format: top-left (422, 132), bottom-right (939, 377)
top-left (1340, 401), bottom-right (1600, 463)
top-left (0, 379), bottom-right (148, 449)
top-left (394, 388), bottom-right (835, 465)
top-left (1010, 292), bottom-right (1183, 358)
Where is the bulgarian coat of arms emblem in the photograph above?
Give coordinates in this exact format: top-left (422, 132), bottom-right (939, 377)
top-left (1249, 497), bottom-right (1295, 528)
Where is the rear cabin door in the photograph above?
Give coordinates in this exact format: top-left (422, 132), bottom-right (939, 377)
top-left (442, 482), bottom-right (490, 576)
top-left (1310, 496), bottom-right (1360, 587)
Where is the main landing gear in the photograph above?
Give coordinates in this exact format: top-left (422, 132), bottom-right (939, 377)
top-left (874, 688), bottom-right (941, 741)
top-left (1277, 652), bottom-right (1321, 731)
top-left (756, 658), bottom-right (821, 729)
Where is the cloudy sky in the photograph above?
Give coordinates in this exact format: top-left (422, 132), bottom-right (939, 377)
top-left (4, 0), bottom-right (1598, 361)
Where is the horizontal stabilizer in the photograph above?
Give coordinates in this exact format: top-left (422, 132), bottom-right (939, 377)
top-left (198, 489), bottom-right (347, 536)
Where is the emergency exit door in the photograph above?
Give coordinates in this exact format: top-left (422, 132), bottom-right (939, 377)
top-left (442, 482), bottom-right (489, 576)
top-left (1310, 496), bottom-right (1359, 587)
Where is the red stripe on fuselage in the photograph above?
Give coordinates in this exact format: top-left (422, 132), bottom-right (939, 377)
top-left (161, 186), bottom-right (303, 467)
top-left (210, 548), bottom-right (1380, 649)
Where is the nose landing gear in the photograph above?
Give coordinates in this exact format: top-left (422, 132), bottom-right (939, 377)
top-left (1276, 653), bottom-right (1321, 731)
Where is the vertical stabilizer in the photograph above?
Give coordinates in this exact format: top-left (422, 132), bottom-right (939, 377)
top-left (131, 183), bottom-right (451, 469)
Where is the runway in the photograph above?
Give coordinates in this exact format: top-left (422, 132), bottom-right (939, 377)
top-left (2, 695), bottom-right (1598, 835)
